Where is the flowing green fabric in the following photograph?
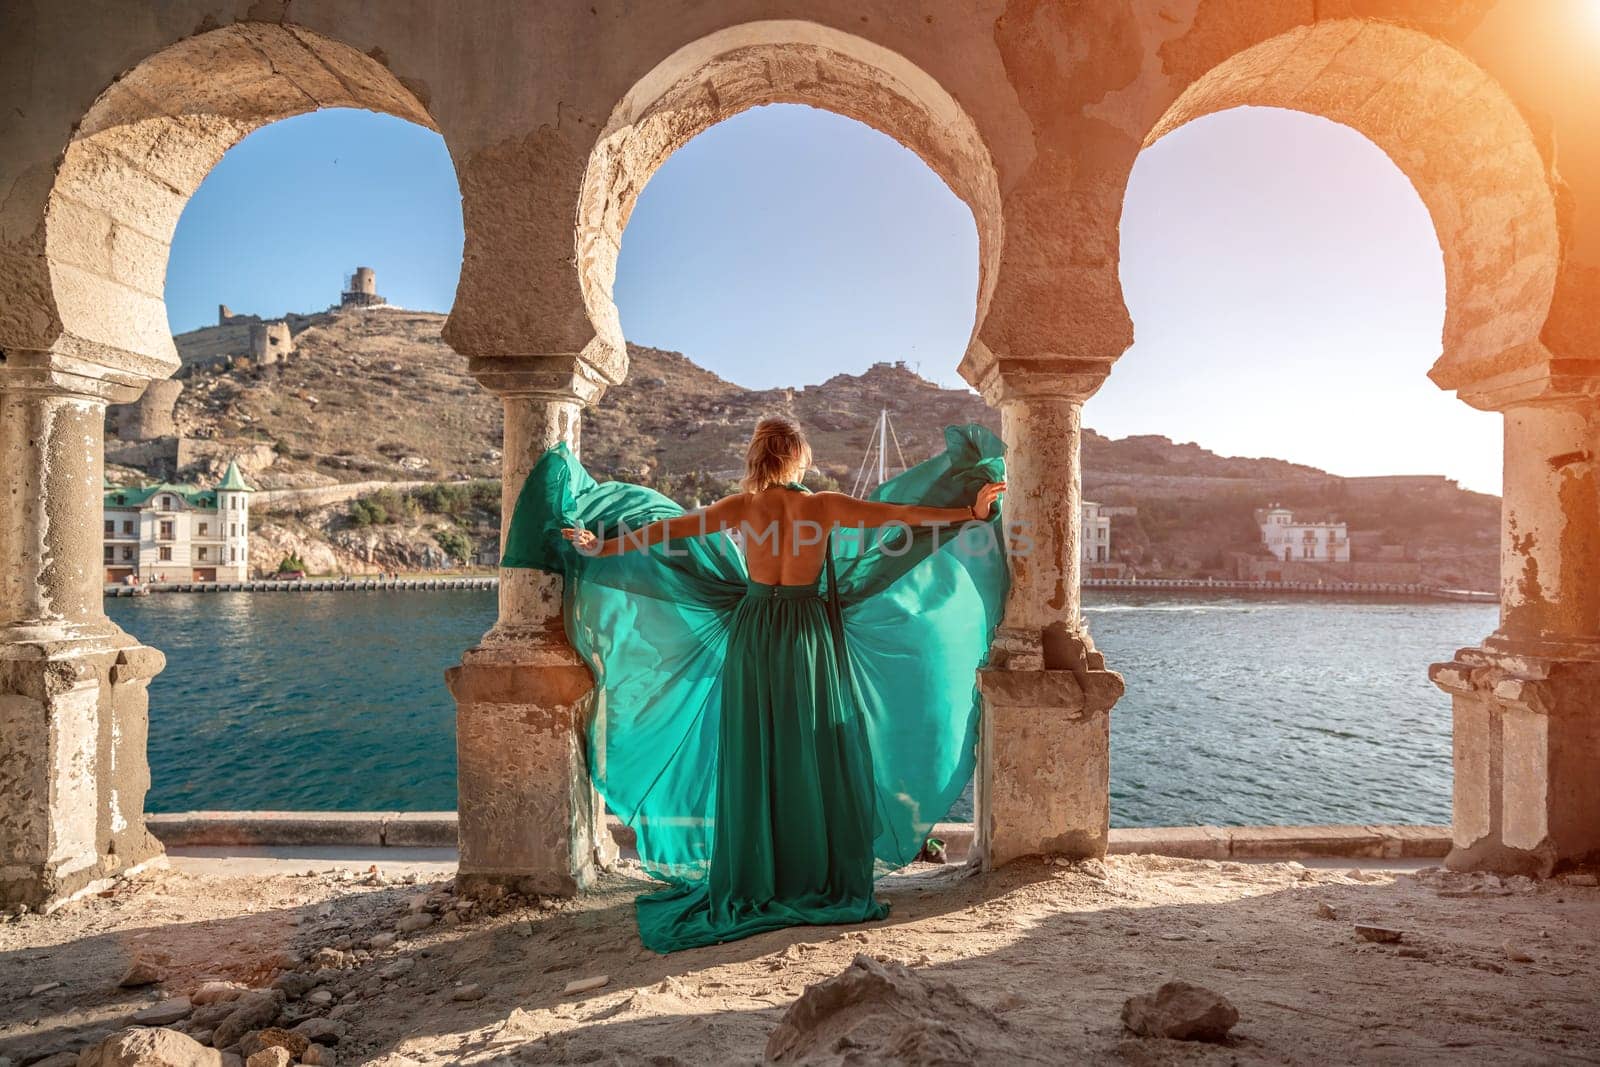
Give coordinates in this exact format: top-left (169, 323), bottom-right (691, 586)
top-left (502, 424), bottom-right (1008, 952)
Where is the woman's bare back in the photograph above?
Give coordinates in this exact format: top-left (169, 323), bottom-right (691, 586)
top-left (736, 489), bottom-right (832, 586)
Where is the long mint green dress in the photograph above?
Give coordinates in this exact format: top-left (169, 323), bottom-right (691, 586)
top-left (502, 425), bottom-right (1007, 953)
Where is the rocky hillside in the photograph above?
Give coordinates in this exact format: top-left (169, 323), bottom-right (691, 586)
top-left (105, 307), bottom-right (1498, 586)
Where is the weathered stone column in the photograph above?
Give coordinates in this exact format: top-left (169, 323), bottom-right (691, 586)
top-left (0, 353), bottom-right (165, 911)
top-left (1431, 386), bottom-right (1600, 876)
top-left (971, 366), bottom-right (1125, 868)
top-left (445, 355), bottom-right (617, 898)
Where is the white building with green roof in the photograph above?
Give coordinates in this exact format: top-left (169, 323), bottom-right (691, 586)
top-left (103, 460), bottom-right (253, 583)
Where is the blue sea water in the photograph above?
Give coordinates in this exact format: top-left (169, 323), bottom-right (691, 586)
top-left (106, 590), bottom-right (1494, 826)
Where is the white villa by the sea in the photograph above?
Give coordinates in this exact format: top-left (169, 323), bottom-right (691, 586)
top-left (103, 460), bottom-right (253, 583)
top-left (1257, 505), bottom-right (1351, 563)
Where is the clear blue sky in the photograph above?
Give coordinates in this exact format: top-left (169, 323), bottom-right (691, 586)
top-left (166, 104), bottom-right (1500, 494)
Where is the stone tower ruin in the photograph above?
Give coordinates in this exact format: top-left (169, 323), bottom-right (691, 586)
top-left (249, 320), bottom-right (294, 365)
top-left (340, 265), bottom-right (385, 308)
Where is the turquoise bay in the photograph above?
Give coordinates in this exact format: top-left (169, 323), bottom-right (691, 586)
top-left (107, 591), bottom-right (1493, 826)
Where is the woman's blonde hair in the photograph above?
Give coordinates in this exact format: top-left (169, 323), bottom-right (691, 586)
top-left (742, 416), bottom-right (812, 493)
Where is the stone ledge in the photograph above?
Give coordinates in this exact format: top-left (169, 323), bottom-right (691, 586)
top-left (147, 813), bottom-right (1450, 860)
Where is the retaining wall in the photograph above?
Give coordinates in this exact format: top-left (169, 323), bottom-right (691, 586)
top-left (146, 812), bottom-right (1451, 862)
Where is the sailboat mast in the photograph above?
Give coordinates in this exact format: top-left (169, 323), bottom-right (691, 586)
top-left (878, 408), bottom-right (887, 488)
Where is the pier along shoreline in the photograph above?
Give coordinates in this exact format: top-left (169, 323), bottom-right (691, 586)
top-left (105, 575), bottom-right (1497, 602)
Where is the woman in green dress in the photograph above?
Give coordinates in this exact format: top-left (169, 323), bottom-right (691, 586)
top-left (503, 416), bottom-right (1008, 953)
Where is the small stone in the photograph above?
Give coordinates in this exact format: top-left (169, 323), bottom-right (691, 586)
top-left (306, 989), bottom-right (335, 1008)
top-left (243, 1027), bottom-right (309, 1059)
top-left (563, 975), bottom-right (609, 995)
top-left (270, 972), bottom-right (317, 999)
top-left (28, 980), bottom-right (61, 996)
top-left (192, 981), bottom-right (247, 1005)
top-left (395, 913), bottom-right (434, 935)
top-left (368, 932), bottom-right (397, 950)
top-left (245, 1049), bottom-right (293, 1067)
top-left (212, 990), bottom-right (286, 1050)
top-left (1354, 925), bottom-right (1404, 944)
top-left (303, 1044), bottom-right (337, 1067)
top-left (292, 1017), bottom-right (350, 1045)
top-left (379, 957), bottom-right (416, 980)
top-left (311, 948), bottom-right (345, 970)
top-left (451, 983), bottom-right (485, 1002)
top-left (1314, 901), bottom-right (1338, 921)
top-left (514, 921), bottom-right (535, 937)
top-left (119, 957), bottom-right (167, 987)
top-left (1121, 981), bottom-right (1239, 1042)
top-left (190, 1001), bottom-right (240, 1029)
top-left (1504, 942), bottom-right (1534, 963)
top-left (1396, 947), bottom-right (1429, 959)
top-left (133, 996), bottom-right (194, 1025)
top-left (1563, 873), bottom-right (1598, 887)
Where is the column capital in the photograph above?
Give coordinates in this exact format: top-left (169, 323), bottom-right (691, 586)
top-left (1452, 349), bottom-right (1600, 412)
top-left (964, 352), bottom-right (1113, 407)
top-left (0, 348), bottom-right (147, 404)
top-left (464, 339), bottom-right (627, 404)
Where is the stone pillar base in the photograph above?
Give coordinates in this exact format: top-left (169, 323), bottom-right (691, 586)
top-left (1431, 645), bottom-right (1600, 877)
top-left (0, 633), bottom-right (166, 911)
top-left (975, 643), bottom-right (1125, 868)
top-left (445, 638), bottom-right (614, 899)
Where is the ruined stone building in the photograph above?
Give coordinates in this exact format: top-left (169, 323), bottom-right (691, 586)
top-left (1, 2), bottom-right (1597, 911)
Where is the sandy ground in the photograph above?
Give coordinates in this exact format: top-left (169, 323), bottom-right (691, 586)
top-left (2, 852), bottom-right (1597, 1065)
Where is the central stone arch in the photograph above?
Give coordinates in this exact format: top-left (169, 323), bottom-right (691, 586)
top-left (573, 19), bottom-right (1004, 383)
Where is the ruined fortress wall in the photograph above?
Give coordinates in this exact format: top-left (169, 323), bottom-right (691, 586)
top-left (116, 380), bottom-right (182, 441)
top-left (252, 479), bottom-right (436, 513)
top-left (1235, 557), bottom-right (1425, 584)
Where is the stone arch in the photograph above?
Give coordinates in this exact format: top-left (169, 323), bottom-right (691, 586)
top-left (575, 20), bottom-right (1003, 381)
top-left (39, 22), bottom-right (441, 383)
top-left (1142, 20), bottom-right (1560, 396)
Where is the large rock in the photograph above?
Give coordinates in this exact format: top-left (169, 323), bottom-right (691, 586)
top-left (765, 954), bottom-right (1046, 1064)
top-left (1121, 981), bottom-right (1239, 1042)
top-left (78, 1027), bottom-right (223, 1067)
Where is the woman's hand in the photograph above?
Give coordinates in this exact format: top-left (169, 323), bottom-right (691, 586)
top-left (562, 527), bottom-right (599, 553)
top-left (972, 481), bottom-right (1007, 521)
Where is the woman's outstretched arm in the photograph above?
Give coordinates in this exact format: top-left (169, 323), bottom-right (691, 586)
top-left (813, 481), bottom-right (1006, 529)
top-left (562, 494), bottom-right (746, 558)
